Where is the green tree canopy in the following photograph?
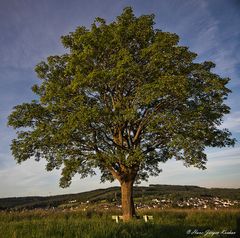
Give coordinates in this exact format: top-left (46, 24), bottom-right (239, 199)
top-left (8, 7), bottom-right (235, 220)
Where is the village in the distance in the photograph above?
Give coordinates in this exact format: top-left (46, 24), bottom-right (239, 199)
top-left (1, 185), bottom-right (239, 212)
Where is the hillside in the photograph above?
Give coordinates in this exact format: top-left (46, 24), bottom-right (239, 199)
top-left (0, 184), bottom-right (239, 210)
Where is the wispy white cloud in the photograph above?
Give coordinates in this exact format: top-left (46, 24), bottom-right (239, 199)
top-left (171, 0), bottom-right (240, 86)
top-left (220, 111), bottom-right (240, 133)
top-left (0, 158), bottom-right (118, 197)
top-left (148, 146), bottom-right (240, 188)
top-left (206, 147), bottom-right (240, 170)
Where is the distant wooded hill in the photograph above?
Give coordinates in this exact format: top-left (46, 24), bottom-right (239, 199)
top-left (1, 185), bottom-right (239, 210)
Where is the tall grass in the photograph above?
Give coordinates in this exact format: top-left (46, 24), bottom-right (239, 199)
top-left (0, 209), bottom-right (239, 238)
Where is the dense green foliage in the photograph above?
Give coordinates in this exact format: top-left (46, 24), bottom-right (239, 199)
top-left (8, 7), bottom-right (234, 188)
top-left (1, 185), bottom-right (239, 210)
top-left (0, 209), bottom-right (239, 238)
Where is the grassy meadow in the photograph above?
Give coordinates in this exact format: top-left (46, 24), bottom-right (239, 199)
top-left (0, 209), bottom-right (239, 238)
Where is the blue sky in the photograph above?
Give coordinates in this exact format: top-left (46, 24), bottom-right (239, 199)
top-left (0, 0), bottom-right (239, 197)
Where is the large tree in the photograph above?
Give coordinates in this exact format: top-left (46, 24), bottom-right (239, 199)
top-left (8, 8), bottom-right (234, 221)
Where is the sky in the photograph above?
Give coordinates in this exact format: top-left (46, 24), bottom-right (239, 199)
top-left (0, 0), bottom-right (239, 198)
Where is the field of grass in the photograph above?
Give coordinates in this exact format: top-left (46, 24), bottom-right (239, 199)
top-left (0, 209), bottom-right (239, 238)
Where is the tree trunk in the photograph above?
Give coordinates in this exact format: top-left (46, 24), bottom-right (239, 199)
top-left (121, 180), bottom-right (136, 221)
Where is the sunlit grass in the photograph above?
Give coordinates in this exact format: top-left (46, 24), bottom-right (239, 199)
top-left (0, 209), bottom-right (239, 238)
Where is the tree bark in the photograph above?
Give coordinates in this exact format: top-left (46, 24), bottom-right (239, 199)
top-left (121, 179), bottom-right (136, 221)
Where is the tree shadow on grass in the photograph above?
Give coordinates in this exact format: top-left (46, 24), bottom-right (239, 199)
top-left (139, 224), bottom-right (211, 238)
top-left (101, 224), bottom-right (212, 238)
top-left (105, 215), bottom-right (239, 238)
